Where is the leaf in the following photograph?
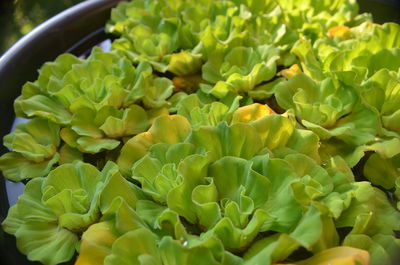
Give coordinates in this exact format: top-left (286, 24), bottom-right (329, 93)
top-left (14, 94), bottom-right (72, 124)
top-left (189, 122), bottom-right (262, 161)
top-left (118, 115), bottom-right (192, 175)
top-left (2, 178), bottom-right (77, 265)
top-left (232, 104), bottom-right (275, 123)
top-left (104, 228), bottom-right (161, 265)
top-left (363, 153), bottom-right (400, 190)
top-left (3, 118), bottom-right (60, 162)
top-left (15, 221), bottom-right (78, 265)
top-left (100, 105), bottom-right (150, 138)
top-left (75, 222), bottom-right (117, 265)
top-left (0, 152), bottom-right (60, 181)
top-left (168, 51), bottom-right (203, 76)
top-left (292, 246), bottom-right (369, 265)
top-left (202, 45), bottom-right (279, 98)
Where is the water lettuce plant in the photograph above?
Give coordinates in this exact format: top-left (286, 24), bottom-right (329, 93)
top-left (0, 118), bottom-right (64, 181)
top-left (1, 0), bottom-right (400, 265)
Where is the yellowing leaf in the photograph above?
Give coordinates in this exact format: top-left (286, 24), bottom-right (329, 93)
top-left (232, 103), bottom-right (275, 123)
top-left (274, 246), bottom-right (369, 265)
top-left (327, 25), bottom-right (352, 39)
top-left (278, 64), bottom-right (302, 79)
top-left (75, 222), bottom-right (117, 265)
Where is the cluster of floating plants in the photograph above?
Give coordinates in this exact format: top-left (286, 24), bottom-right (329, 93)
top-left (1, 0), bottom-right (400, 264)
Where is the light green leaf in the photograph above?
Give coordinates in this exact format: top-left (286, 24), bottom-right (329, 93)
top-left (118, 115), bottom-right (192, 176)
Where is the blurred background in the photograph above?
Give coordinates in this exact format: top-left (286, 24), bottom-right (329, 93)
top-left (0, 0), bottom-right (84, 55)
top-left (0, 0), bottom-right (399, 55)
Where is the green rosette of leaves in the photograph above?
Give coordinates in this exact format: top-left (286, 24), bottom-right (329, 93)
top-left (117, 105), bottom-right (320, 175)
top-left (351, 28), bottom-right (400, 196)
top-left (107, 0), bottom-right (301, 79)
top-left (352, 69), bottom-right (400, 196)
top-left (361, 69), bottom-right (400, 137)
top-left (107, 0), bottom-right (212, 43)
top-left (176, 93), bottom-right (243, 128)
top-left (201, 44), bottom-right (280, 99)
top-left (111, 122), bottom-right (322, 263)
top-left (127, 114), bottom-right (322, 247)
top-left (230, 0), bottom-right (298, 66)
top-left (110, 15), bottom-right (199, 75)
top-left (75, 202), bottom-right (149, 265)
top-left (13, 47), bottom-right (176, 154)
top-left (336, 182), bottom-right (400, 265)
top-left (117, 115), bottom-right (192, 176)
top-left (75, 150), bottom-right (242, 265)
top-left (78, 113), bottom-right (400, 264)
top-left (325, 157), bottom-right (400, 265)
top-left (276, 0), bottom-right (370, 42)
top-left (175, 93), bottom-right (276, 129)
top-left (293, 22), bottom-right (400, 85)
top-left (275, 72), bottom-right (379, 166)
top-left (106, 0), bottom-right (212, 76)
top-left (1, 161), bottom-right (124, 265)
top-left (106, 0), bottom-right (367, 77)
top-left (198, 0), bottom-right (299, 74)
top-left (136, 152), bottom-right (332, 254)
top-left (78, 206), bottom-right (241, 265)
top-left (0, 118), bottom-right (82, 181)
top-left (289, 155), bottom-right (400, 265)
